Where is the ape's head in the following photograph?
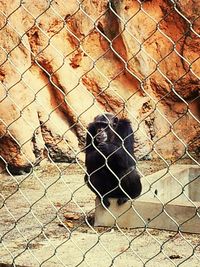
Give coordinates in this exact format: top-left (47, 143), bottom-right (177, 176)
top-left (93, 113), bottom-right (118, 144)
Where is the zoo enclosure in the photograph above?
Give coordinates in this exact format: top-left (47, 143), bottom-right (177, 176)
top-left (0, 0), bottom-right (200, 267)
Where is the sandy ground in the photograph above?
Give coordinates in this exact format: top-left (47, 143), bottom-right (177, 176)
top-left (0, 159), bottom-right (199, 267)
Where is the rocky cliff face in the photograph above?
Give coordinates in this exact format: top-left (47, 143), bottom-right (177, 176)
top-left (0, 0), bottom-right (199, 174)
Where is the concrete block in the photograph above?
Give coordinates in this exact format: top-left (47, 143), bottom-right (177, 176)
top-left (94, 165), bottom-right (200, 233)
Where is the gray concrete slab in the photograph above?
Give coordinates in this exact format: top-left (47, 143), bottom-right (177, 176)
top-left (95, 165), bottom-right (200, 233)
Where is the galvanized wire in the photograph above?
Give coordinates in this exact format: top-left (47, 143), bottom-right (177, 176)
top-left (0, 0), bottom-right (199, 266)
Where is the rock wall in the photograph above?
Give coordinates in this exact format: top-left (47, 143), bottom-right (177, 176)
top-left (0, 0), bottom-right (199, 174)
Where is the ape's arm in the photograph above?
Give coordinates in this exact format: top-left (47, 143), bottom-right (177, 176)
top-left (85, 123), bottom-right (106, 171)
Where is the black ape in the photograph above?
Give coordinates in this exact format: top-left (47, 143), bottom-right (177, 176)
top-left (84, 113), bottom-right (142, 207)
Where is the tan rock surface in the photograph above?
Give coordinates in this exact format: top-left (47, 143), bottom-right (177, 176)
top-left (0, 0), bottom-right (199, 173)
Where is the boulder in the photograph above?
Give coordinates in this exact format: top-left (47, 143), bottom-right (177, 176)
top-left (0, 0), bottom-right (199, 173)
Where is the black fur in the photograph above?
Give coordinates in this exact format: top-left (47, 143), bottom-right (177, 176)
top-left (84, 113), bottom-right (142, 207)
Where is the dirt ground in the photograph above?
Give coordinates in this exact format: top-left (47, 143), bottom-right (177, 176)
top-left (0, 159), bottom-right (199, 267)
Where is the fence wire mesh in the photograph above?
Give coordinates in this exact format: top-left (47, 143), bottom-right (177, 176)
top-left (0, 0), bottom-right (200, 266)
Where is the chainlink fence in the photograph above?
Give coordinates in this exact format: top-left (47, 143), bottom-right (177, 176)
top-left (0, 0), bottom-right (200, 266)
